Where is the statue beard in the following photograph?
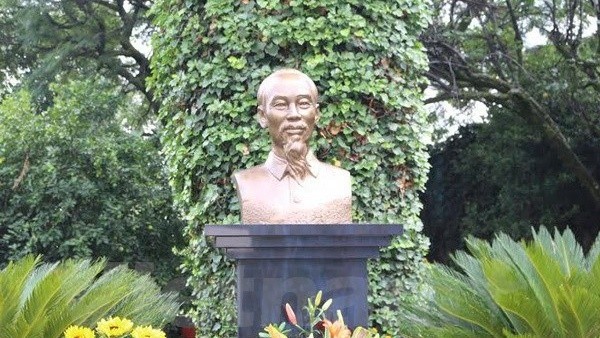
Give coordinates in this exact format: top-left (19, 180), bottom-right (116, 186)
top-left (280, 126), bottom-right (313, 181)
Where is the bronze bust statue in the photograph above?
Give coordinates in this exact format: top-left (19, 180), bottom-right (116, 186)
top-left (233, 69), bottom-right (352, 224)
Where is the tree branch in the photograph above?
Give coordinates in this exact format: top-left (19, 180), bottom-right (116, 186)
top-left (90, 0), bottom-right (120, 12)
top-left (12, 153), bottom-right (30, 190)
top-left (424, 90), bottom-right (508, 105)
top-left (592, 0), bottom-right (600, 55)
top-left (505, 0), bottom-right (523, 67)
top-left (110, 62), bottom-right (157, 112)
top-left (425, 0), bottom-right (600, 211)
top-left (119, 39), bottom-right (149, 71)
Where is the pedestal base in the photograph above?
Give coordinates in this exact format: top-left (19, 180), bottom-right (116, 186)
top-left (205, 224), bottom-right (402, 338)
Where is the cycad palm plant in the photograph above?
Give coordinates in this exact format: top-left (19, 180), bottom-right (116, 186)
top-left (0, 255), bottom-right (179, 338)
top-left (400, 227), bottom-right (600, 337)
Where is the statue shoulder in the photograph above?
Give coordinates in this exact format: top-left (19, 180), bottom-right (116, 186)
top-left (317, 162), bottom-right (351, 197)
top-left (232, 165), bottom-right (270, 189)
top-left (319, 162), bottom-right (351, 179)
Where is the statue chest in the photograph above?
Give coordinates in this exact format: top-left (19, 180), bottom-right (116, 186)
top-left (236, 174), bottom-right (351, 224)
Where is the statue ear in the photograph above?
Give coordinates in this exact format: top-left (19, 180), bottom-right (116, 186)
top-left (315, 104), bottom-right (320, 123)
top-left (257, 106), bottom-right (268, 128)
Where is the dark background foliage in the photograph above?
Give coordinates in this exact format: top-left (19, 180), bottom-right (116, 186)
top-left (422, 0), bottom-right (600, 263)
top-left (423, 107), bottom-right (599, 263)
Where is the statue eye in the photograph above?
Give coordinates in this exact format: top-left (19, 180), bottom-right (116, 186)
top-left (297, 100), bottom-right (312, 109)
top-left (271, 101), bottom-right (288, 110)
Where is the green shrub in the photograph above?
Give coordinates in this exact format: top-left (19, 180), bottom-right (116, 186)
top-left (0, 78), bottom-right (184, 284)
top-left (0, 255), bottom-right (179, 338)
top-left (399, 227), bottom-right (600, 337)
top-left (149, 1), bottom-right (432, 336)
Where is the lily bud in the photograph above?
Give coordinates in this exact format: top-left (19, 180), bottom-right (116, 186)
top-left (337, 310), bottom-right (344, 326)
top-left (314, 290), bottom-right (323, 306)
top-left (321, 298), bottom-right (333, 311)
top-left (285, 303), bottom-right (298, 325)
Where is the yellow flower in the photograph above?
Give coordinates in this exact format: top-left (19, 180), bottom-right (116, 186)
top-left (264, 324), bottom-right (287, 338)
top-left (131, 326), bottom-right (167, 338)
top-left (64, 325), bottom-right (95, 338)
top-left (96, 317), bottom-right (134, 337)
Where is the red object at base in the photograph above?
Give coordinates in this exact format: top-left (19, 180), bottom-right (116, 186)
top-left (180, 327), bottom-right (195, 338)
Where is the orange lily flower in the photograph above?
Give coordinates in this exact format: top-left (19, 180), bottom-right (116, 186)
top-left (323, 319), bottom-right (351, 338)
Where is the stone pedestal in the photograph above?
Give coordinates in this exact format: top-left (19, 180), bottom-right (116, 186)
top-left (204, 224), bottom-right (402, 338)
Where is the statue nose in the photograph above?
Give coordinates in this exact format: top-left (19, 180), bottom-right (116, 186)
top-left (286, 104), bottom-right (301, 119)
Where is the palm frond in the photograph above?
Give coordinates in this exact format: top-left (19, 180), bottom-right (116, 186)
top-left (584, 230), bottom-right (600, 270)
top-left (110, 272), bottom-right (180, 326)
top-left (398, 299), bottom-right (484, 338)
top-left (6, 261), bottom-right (63, 338)
top-left (17, 260), bottom-right (59, 307)
top-left (399, 227), bottom-right (600, 338)
top-left (0, 255), bottom-right (180, 338)
top-left (501, 328), bottom-right (538, 338)
top-left (411, 325), bottom-right (485, 338)
top-left (43, 259), bottom-right (106, 338)
top-left (67, 266), bottom-right (141, 326)
top-left (532, 227), bottom-right (586, 276)
top-left (453, 245), bottom-right (512, 329)
top-left (0, 255), bottom-right (39, 327)
top-left (583, 251), bottom-right (600, 290)
top-left (490, 233), bottom-right (562, 334)
top-left (431, 265), bottom-right (505, 337)
top-left (556, 284), bottom-right (600, 337)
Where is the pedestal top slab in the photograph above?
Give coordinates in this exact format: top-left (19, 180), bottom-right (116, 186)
top-left (205, 224), bottom-right (403, 236)
top-left (205, 224), bottom-right (403, 260)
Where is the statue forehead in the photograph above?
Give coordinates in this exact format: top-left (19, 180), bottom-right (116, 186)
top-left (258, 70), bottom-right (318, 104)
top-left (262, 73), bottom-right (313, 93)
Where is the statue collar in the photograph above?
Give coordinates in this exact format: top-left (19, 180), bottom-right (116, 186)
top-left (265, 150), bottom-right (321, 181)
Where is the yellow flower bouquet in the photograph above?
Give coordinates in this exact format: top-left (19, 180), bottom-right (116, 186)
top-left (64, 317), bottom-right (166, 338)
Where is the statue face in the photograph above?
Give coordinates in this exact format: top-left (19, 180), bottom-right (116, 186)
top-left (258, 73), bottom-right (319, 155)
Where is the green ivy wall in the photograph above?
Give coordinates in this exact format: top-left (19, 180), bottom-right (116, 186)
top-left (148, 0), bottom-right (432, 336)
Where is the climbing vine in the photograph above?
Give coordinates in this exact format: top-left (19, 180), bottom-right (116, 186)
top-left (149, 0), bottom-right (432, 336)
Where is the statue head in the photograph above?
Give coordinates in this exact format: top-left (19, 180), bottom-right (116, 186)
top-left (257, 69), bottom-right (320, 178)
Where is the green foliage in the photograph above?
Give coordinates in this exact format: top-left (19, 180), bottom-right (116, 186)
top-left (423, 119), bottom-right (594, 262)
top-left (0, 255), bottom-right (179, 338)
top-left (423, 47), bottom-right (600, 262)
top-left (149, 0), bottom-right (432, 336)
top-left (0, 0), bottom-right (154, 110)
top-left (399, 227), bottom-right (600, 337)
top-left (423, 0), bottom-right (600, 260)
top-left (423, 0), bottom-right (600, 216)
top-left (0, 77), bottom-right (184, 284)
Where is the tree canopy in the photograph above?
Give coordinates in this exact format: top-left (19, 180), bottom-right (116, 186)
top-left (0, 0), bottom-right (155, 112)
top-left (422, 0), bottom-right (600, 261)
top-left (423, 107), bottom-right (599, 262)
top-left (423, 0), bottom-right (600, 210)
